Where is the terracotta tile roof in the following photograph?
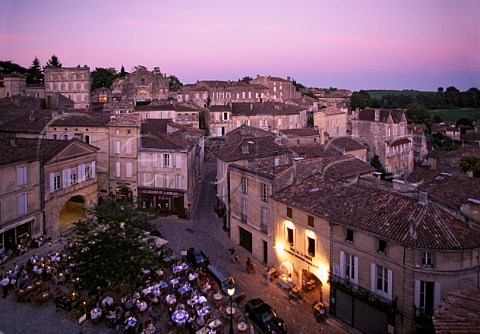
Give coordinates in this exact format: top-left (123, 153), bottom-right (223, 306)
top-left (231, 102), bottom-right (305, 116)
top-left (213, 136), bottom-right (289, 162)
top-left (327, 137), bottom-right (366, 152)
top-left (142, 119), bottom-right (171, 133)
top-left (0, 137), bottom-right (75, 166)
top-left (0, 109), bottom-right (52, 134)
top-left (423, 175), bottom-right (480, 212)
top-left (324, 107), bottom-right (346, 115)
top-left (289, 144), bottom-right (341, 159)
top-left (357, 108), bottom-right (406, 123)
top-left (230, 163), bottom-right (292, 178)
top-left (49, 111), bottom-right (111, 127)
top-left (108, 113), bottom-right (142, 127)
top-left (141, 119), bottom-right (202, 149)
top-left (433, 286), bottom-right (480, 334)
top-left (273, 175), bottom-right (480, 250)
top-left (388, 137), bottom-right (411, 146)
top-left (322, 155), bottom-right (375, 180)
top-left (225, 124), bottom-right (274, 144)
top-left (209, 105), bottom-right (232, 112)
top-left (141, 131), bottom-right (193, 150)
top-left (405, 165), bottom-right (441, 184)
top-left (279, 128), bottom-right (319, 137)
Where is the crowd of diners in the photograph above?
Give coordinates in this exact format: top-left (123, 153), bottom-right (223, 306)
top-left (0, 240), bottom-right (249, 334)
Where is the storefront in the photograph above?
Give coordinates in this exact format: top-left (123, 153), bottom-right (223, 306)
top-left (138, 188), bottom-right (185, 214)
top-left (0, 218), bottom-right (34, 253)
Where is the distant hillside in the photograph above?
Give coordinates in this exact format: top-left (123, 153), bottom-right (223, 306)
top-left (366, 90), bottom-right (435, 100)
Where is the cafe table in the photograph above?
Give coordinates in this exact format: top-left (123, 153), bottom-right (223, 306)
top-left (166, 294), bottom-right (176, 305)
top-left (125, 316), bottom-right (137, 328)
top-left (213, 292), bottom-right (223, 301)
top-left (172, 309), bottom-right (189, 324)
top-left (197, 305), bottom-right (212, 317)
top-left (208, 319), bottom-right (222, 330)
top-left (136, 300), bottom-right (148, 312)
top-left (237, 321), bottom-right (248, 333)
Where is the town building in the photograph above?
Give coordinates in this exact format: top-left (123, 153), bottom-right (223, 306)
top-left (407, 124), bottom-right (428, 163)
top-left (313, 107), bottom-right (349, 143)
top-left (0, 137), bottom-right (98, 251)
top-left (44, 66), bottom-right (91, 109)
top-left (207, 102), bottom-right (307, 137)
top-left (279, 128), bottom-right (321, 147)
top-left (250, 75), bottom-right (297, 102)
top-left (110, 66), bottom-right (169, 103)
top-left (135, 103), bottom-right (200, 128)
top-left (272, 174), bottom-right (480, 334)
top-left (351, 108), bottom-right (413, 177)
top-left (0, 73), bottom-right (27, 98)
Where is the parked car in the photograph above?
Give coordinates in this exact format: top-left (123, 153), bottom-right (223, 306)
top-left (245, 298), bottom-right (287, 334)
top-left (206, 264), bottom-right (245, 303)
top-left (185, 247), bottom-right (210, 268)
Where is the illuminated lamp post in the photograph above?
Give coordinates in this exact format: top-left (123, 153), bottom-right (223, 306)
top-left (227, 285), bottom-right (235, 334)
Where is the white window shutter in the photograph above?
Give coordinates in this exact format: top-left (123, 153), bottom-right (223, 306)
top-left (160, 154), bottom-right (164, 167)
top-left (62, 169), bottom-right (67, 188)
top-left (370, 263), bottom-right (376, 292)
top-left (126, 163), bottom-right (132, 178)
top-left (77, 165), bottom-right (83, 182)
top-left (49, 173), bottom-right (55, 192)
top-left (154, 174), bottom-right (161, 187)
top-left (175, 155), bottom-right (182, 168)
top-left (414, 280), bottom-right (420, 308)
top-left (339, 251), bottom-right (345, 278)
top-left (387, 269), bottom-right (393, 301)
top-left (125, 141), bottom-right (132, 154)
top-left (66, 168), bottom-right (71, 187)
top-left (115, 141), bottom-right (120, 154)
top-left (17, 168), bottom-right (22, 185)
top-left (152, 154), bottom-right (158, 167)
top-left (434, 282), bottom-right (441, 309)
top-left (91, 161), bottom-right (96, 178)
top-left (115, 162), bottom-right (120, 177)
top-left (354, 256), bottom-right (359, 284)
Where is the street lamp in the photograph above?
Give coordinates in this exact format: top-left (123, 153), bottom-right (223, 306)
top-left (227, 285), bottom-right (235, 334)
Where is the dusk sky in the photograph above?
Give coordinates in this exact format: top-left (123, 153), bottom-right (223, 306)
top-left (1, 0), bottom-right (479, 91)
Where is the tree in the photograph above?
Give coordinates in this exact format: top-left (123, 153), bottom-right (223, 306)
top-left (350, 90), bottom-right (373, 109)
top-left (239, 76), bottom-right (253, 84)
top-left (370, 155), bottom-right (393, 181)
top-left (432, 115), bottom-right (443, 124)
top-left (168, 75), bottom-right (183, 89)
top-left (46, 54), bottom-right (62, 67)
top-left (26, 57), bottom-right (44, 84)
top-left (71, 201), bottom-right (162, 291)
top-left (406, 102), bottom-right (432, 130)
top-left (91, 67), bottom-right (117, 91)
top-left (301, 91), bottom-right (318, 100)
top-left (459, 156), bottom-right (480, 177)
top-left (119, 65), bottom-right (128, 78)
top-left (293, 80), bottom-right (306, 91)
top-left (0, 60), bottom-right (27, 75)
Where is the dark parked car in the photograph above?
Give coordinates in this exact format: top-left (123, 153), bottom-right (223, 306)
top-left (245, 298), bottom-right (287, 334)
top-left (185, 247), bottom-right (210, 268)
top-left (206, 264), bottom-right (245, 303)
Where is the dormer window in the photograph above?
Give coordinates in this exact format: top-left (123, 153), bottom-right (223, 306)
top-left (287, 207), bottom-right (293, 218)
top-left (378, 239), bottom-right (387, 254)
top-left (346, 229), bottom-right (354, 242)
top-left (422, 251), bottom-right (434, 267)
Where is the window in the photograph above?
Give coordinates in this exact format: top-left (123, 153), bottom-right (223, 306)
top-left (175, 155), bottom-right (182, 168)
top-left (127, 129), bottom-right (131, 135)
top-left (378, 239), bottom-right (387, 254)
top-left (308, 215), bottom-right (314, 228)
top-left (376, 265), bottom-right (389, 295)
top-left (114, 141), bottom-right (121, 154)
top-left (115, 162), bottom-right (121, 177)
top-left (241, 198), bottom-right (248, 223)
top-left (345, 253), bottom-right (356, 280)
top-left (163, 174), bottom-right (170, 188)
top-left (261, 207), bottom-right (268, 233)
top-left (242, 176), bottom-right (248, 194)
top-left (278, 118), bottom-right (282, 126)
top-left (64, 135), bottom-right (69, 140)
top-left (422, 251), bottom-right (434, 267)
top-left (416, 280), bottom-right (441, 315)
top-left (307, 237), bottom-right (315, 257)
top-left (223, 112), bottom-right (228, 120)
top-left (346, 229), bottom-right (354, 242)
top-left (287, 227), bottom-right (294, 246)
top-left (49, 173), bottom-right (61, 192)
top-left (261, 184), bottom-right (268, 202)
top-left (53, 134), bottom-right (58, 140)
top-left (18, 193), bottom-right (28, 215)
top-left (125, 141), bottom-right (132, 154)
top-left (17, 166), bottom-right (27, 185)
top-left (126, 162), bottom-right (133, 178)
top-left (176, 175), bottom-right (182, 189)
top-left (70, 169), bottom-right (78, 185)
top-left (85, 135), bottom-right (90, 144)
top-left (140, 153), bottom-right (147, 167)
top-left (287, 207), bottom-right (292, 218)
top-left (85, 165), bottom-right (91, 180)
top-left (115, 129), bottom-right (120, 135)
top-left (163, 154), bottom-right (170, 167)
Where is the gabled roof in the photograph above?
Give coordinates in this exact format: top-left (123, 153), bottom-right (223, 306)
top-left (213, 136), bottom-right (289, 162)
top-left (289, 144), bottom-right (341, 159)
top-left (108, 113), bottom-right (142, 127)
top-left (49, 111), bottom-right (111, 127)
top-left (225, 124), bottom-right (274, 144)
top-left (324, 106), bottom-right (346, 116)
top-left (357, 108), bottom-right (406, 123)
top-left (0, 138), bottom-right (97, 166)
top-left (322, 155), bottom-right (375, 181)
top-left (273, 175), bottom-right (480, 250)
top-left (327, 137), bottom-right (366, 152)
top-left (141, 131), bottom-right (193, 150)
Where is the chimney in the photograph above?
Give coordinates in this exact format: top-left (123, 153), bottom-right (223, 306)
top-left (374, 109), bottom-right (380, 122)
top-left (292, 157), bottom-right (304, 185)
top-left (418, 190), bottom-right (428, 205)
top-left (287, 76), bottom-right (291, 81)
top-left (372, 171), bottom-right (382, 183)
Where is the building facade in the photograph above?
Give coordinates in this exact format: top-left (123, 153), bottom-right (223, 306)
top-left (250, 75), bottom-right (297, 102)
top-left (44, 66), bottom-right (91, 109)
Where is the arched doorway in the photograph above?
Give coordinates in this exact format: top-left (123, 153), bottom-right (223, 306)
top-left (116, 186), bottom-right (133, 202)
top-left (302, 269), bottom-right (324, 302)
top-left (59, 195), bottom-right (86, 232)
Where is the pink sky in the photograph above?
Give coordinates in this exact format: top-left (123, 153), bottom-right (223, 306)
top-left (0, 0), bottom-right (479, 91)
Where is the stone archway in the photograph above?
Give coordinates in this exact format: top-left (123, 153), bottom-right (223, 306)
top-left (59, 195), bottom-right (86, 232)
top-left (116, 186), bottom-right (133, 202)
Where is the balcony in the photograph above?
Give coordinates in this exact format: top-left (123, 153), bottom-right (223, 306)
top-left (330, 275), bottom-right (396, 312)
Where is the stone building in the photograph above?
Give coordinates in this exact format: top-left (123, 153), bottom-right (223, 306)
top-left (0, 73), bottom-right (27, 98)
top-left (135, 103), bottom-right (200, 128)
top-left (352, 108), bottom-right (413, 177)
top-left (407, 124), bottom-right (428, 163)
top-left (313, 106), bottom-right (348, 143)
top-left (177, 80), bottom-right (269, 106)
top-left (91, 87), bottom-right (112, 103)
top-left (250, 75), bottom-right (297, 102)
top-left (138, 119), bottom-right (204, 214)
top-left (110, 66), bottom-right (169, 103)
top-left (0, 137), bottom-right (98, 249)
top-left (272, 174), bottom-right (480, 334)
top-left (44, 66), bottom-right (91, 109)
top-left (207, 102), bottom-right (307, 137)
top-left (279, 128), bottom-right (321, 147)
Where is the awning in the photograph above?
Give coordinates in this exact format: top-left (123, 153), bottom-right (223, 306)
top-left (280, 261), bottom-right (293, 275)
top-left (0, 217), bottom-right (35, 234)
top-left (154, 237), bottom-right (168, 248)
